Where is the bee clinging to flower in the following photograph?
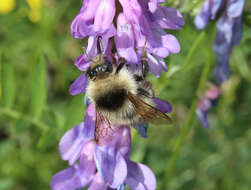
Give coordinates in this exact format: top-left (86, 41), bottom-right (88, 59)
top-left (85, 36), bottom-right (172, 142)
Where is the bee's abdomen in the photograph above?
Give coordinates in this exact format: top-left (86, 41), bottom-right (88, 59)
top-left (96, 89), bottom-right (127, 111)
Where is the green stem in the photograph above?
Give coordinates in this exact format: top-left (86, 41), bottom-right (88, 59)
top-left (163, 48), bottom-right (214, 188)
top-left (183, 31), bottom-right (206, 70)
top-left (0, 108), bottom-right (49, 131)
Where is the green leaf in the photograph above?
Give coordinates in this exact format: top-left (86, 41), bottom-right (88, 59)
top-left (30, 54), bottom-right (47, 119)
top-left (37, 129), bottom-right (57, 150)
top-left (0, 178), bottom-right (14, 190)
top-left (63, 94), bottom-right (85, 133)
top-left (0, 55), bottom-right (15, 108)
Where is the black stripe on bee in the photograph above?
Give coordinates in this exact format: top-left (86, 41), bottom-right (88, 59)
top-left (96, 89), bottom-right (127, 111)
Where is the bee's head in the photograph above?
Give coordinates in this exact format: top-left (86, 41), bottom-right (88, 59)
top-left (86, 60), bottom-right (113, 81)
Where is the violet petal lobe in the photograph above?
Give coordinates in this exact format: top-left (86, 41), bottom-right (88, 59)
top-left (94, 126), bottom-right (130, 188)
top-left (196, 109), bottom-right (210, 128)
top-left (80, 0), bottom-right (101, 20)
top-left (153, 98), bottom-right (172, 114)
top-left (94, 0), bottom-right (116, 33)
top-left (147, 53), bottom-right (163, 78)
top-left (69, 73), bottom-right (88, 96)
top-left (94, 145), bottom-right (127, 188)
top-left (71, 14), bottom-right (94, 39)
top-left (59, 123), bottom-right (87, 165)
top-left (88, 173), bottom-right (108, 190)
top-left (134, 123), bottom-right (149, 138)
top-left (59, 104), bottom-right (96, 165)
top-left (227, 0), bottom-right (245, 18)
top-left (194, 0), bottom-right (212, 30)
top-left (115, 13), bottom-right (137, 62)
top-left (162, 34), bottom-right (180, 54)
top-left (50, 164), bottom-right (90, 190)
top-left (83, 104), bottom-right (96, 140)
top-left (153, 7), bottom-right (184, 30)
top-left (125, 161), bottom-right (156, 190)
top-left (74, 53), bottom-right (91, 72)
top-left (78, 141), bottom-right (97, 182)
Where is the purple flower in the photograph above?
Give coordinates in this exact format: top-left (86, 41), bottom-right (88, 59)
top-left (194, 0), bottom-right (245, 84)
top-left (71, 0), bottom-right (184, 77)
top-left (196, 84), bottom-right (221, 128)
top-left (51, 104), bottom-right (157, 190)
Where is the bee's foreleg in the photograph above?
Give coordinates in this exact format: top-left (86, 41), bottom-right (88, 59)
top-left (116, 57), bottom-right (126, 74)
top-left (141, 59), bottom-right (149, 78)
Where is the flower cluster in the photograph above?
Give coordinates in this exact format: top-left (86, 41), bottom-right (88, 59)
top-left (195, 0), bottom-right (245, 84)
top-left (51, 99), bottom-right (172, 190)
top-left (194, 0), bottom-right (245, 128)
top-left (69, 0), bottom-right (184, 96)
top-left (51, 0), bottom-right (184, 189)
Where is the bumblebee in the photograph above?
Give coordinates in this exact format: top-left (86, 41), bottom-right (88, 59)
top-left (85, 36), bottom-right (171, 141)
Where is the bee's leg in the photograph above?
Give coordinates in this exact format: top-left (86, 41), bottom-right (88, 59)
top-left (116, 57), bottom-right (126, 74)
top-left (97, 36), bottom-right (103, 54)
top-left (141, 59), bottom-right (149, 78)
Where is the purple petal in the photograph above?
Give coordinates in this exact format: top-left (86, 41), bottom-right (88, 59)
top-left (59, 123), bottom-right (86, 165)
top-left (148, 0), bottom-right (157, 13)
top-left (94, 127), bottom-right (131, 188)
top-left (88, 173), bottom-right (108, 190)
top-left (78, 141), bottom-right (97, 182)
top-left (211, 0), bottom-right (225, 19)
top-left (125, 161), bottom-right (156, 190)
top-left (231, 16), bottom-right (243, 46)
top-left (50, 164), bottom-right (92, 190)
top-left (94, 149), bottom-right (127, 188)
top-left (134, 123), bottom-right (149, 138)
top-left (162, 34), bottom-right (180, 54)
top-left (83, 104), bottom-right (96, 139)
top-left (80, 0), bottom-right (101, 20)
top-left (84, 94), bottom-right (91, 106)
top-left (214, 50), bottom-right (231, 84)
top-left (151, 47), bottom-right (169, 58)
top-left (71, 14), bottom-right (95, 39)
top-left (227, 0), bottom-right (245, 18)
top-left (197, 98), bottom-right (211, 112)
top-left (69, 73), bottom-right (88, 96)
top-left (196, 109), bottom-right (210, 128)
top-left (153, 7), bottom-right (184, 30)
top-left (153, 98), bottom-right (172, 113)
top-left (194, 0), bottom-right (211, 30)
top-left (59, 105), bottom-right (96, 165)
top-left (74, 53), bottom-right (91, 71)
top-left (205, 85), bottom-right (220, 100)
top-left (94, 0), bottom-right (116, 33)
top-left (115, 13), bottom-right (137, 62)
top-left (147, 53), bottom-right (163, 78)
top-left (159, 58), bottom-right (168, 72)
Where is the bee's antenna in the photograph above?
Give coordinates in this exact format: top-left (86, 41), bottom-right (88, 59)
top-left (97, 36), bottom-right (104, 54)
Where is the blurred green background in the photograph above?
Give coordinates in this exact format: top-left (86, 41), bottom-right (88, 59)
top-left (0, 0), bottom-right (251, 190)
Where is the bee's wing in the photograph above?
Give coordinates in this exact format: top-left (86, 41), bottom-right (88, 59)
top-left (95, 109), bottom-right (115, 142)
top-left (127, 91), bottom-right (172, 125)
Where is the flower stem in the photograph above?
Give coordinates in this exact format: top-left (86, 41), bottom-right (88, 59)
top-left (183, 31), bottom-right (206, 70)
top-left (163, 46), bottom-right (214, 188)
